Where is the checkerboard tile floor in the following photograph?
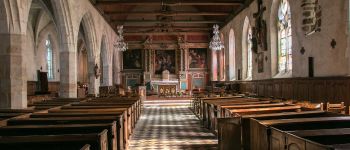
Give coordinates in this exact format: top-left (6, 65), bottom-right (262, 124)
top-left (129, 103), bottom-right (218, 150)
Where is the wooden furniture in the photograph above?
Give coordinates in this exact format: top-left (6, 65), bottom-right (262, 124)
top-left (218, 111), bottom-right (342, 150)
top-left (0, 96), bottom-right (142, 150)
top-left (327, 102), bottom-right (346, 114)
top-left (0, 130), bottom-right (108, 150)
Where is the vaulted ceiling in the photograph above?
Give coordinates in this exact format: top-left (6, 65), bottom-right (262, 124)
top-left (90, 0), bottom-right (252, 44)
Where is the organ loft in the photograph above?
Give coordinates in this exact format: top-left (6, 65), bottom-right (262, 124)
top-left (0, 0), bottom-right (349, 149)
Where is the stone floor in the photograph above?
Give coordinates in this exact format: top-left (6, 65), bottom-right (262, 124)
top-left (128, 100), bottom-right (218, 150)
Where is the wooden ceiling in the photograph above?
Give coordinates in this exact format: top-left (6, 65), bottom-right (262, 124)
top-left (90, 0), bottom-right (251, 43)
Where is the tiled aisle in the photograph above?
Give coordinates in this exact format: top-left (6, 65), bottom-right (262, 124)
top-left (129, 101), bottom-right (218, 150)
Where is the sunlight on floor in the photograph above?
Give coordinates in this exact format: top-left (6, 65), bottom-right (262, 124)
top-left (129, 102), bottom-right (218, 150)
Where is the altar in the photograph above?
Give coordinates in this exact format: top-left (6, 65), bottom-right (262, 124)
top-left (150, 80), bottom-right (179, 96)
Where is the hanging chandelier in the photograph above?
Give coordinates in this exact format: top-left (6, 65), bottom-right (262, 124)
top-left (209, 24), bottom-right (224, 51)
top-left (114, 25), bottom-right (128, 52)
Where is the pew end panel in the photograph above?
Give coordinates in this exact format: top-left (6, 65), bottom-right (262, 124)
top-left (217, 117), bottom-right (242, 150)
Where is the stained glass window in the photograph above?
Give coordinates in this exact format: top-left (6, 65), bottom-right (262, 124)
top-left (46, 37), bottom-right (54, 79)
top-left (247, 25), bottom-right (253, 79)
top-left (278, 0), bottom-right (292, 73)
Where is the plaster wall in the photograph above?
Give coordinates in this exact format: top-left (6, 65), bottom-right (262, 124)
top-left (221, 0), bottom-right (350, 80)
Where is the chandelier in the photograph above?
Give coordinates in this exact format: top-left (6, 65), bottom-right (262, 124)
top-left (209, 24), bottom-right (224, 51)
top-left (114, 25), bottom-right (128, 52)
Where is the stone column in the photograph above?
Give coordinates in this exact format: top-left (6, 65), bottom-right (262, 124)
top-left (59, 48), bottom-right (77, 98)
top-left (102, 64), bottom-right (112, 86)
top-left (88, 61), bottom-right (100, 96)
top-left (0, 34), bottom-right (27, 108)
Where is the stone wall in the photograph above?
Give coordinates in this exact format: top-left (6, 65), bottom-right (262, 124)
top-left (0, 0), bottom-right (121, 108)
top-left (220, 0), bottom-right (350, 80)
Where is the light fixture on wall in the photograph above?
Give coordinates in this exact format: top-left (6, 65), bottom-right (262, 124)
top-left (209, 24), bottom-right (224, 51)
top-left (114, 25), bottom-right (128, 52)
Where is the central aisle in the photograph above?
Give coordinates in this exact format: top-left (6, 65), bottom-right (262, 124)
top-left (129, 101), bottom-right (218, 150)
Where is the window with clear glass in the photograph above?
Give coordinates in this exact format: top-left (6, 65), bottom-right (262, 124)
top-left (278, 0), bottom-right (292, 73)
top-left (247, 25), bottom-right (253, 79)
top-left (46, 37), bottom-right (54, 79)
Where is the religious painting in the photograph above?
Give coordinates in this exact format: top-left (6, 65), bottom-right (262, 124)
top-left (154, 50), bottom-right (176, 74)
top-left (123, 49), bottom-right (142, 70)
top-left (188, 48), bottom-right (207, 69)
top-left (258, 52), bottom-right (264, 73)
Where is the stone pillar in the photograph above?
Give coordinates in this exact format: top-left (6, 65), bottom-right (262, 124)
top-left (88, 61), bottom-right (100, 96)
top-left (0, 34), bottom-right (27, 108)
top-left (59, 50), bottom-right (77, 98)
top-left (102, 64), bottom-right (112, 86)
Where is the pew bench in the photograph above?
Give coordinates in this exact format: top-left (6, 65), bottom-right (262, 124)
top-left (0, 129), bottom-right (108, 150)
top-left (0, 122), bottom-right (120, 150)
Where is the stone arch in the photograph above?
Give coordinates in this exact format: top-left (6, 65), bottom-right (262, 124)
top-left (242, 16), bottom-right (251, 80)
top-left (36, 22), bottom-right (60, 81)
top-left (78, 12), bottom-right (100, 95)
top-left (80, 12), bottom-right (97, 62)
top-left (228, 28), bottom-right (236, 81)
top-left (51, 0), bottom-right (78, 98)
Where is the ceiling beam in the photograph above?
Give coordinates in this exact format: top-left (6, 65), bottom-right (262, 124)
top-left (112, 20), bottom-right (223, 24)
top-left (123, 26), bottom-right (211, 30)
top-left (96, 0), bottom-right (244, 6)
top-left (124, 31), bottom-right (209, 35)
top-left (106, 11), bottom-right (230, 16)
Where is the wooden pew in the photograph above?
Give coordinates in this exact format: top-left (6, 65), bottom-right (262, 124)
top-left (0, 122), bottom-right (120, 150)
top-left (0, 109), bottom-right (35, 121)
top-left (201, 98), bottom-right (263, 128)
top-left (282, 128), bottom-right (350, 150)
top-left (218, 111), bottom-right (343, 150)
top-left (6, 116), bottom-right (126, 148)
top-left (0, 129), bottom-right (108, 150)
top-left (251, 116), bottom-right (350, 150)
top-left (0, 97), bottom-right (141, 150)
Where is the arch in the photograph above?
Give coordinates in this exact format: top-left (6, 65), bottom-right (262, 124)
top-left (228, 28), bottom-right (235, 80)
top-left (36, 22), bottom-right (60, 81)
top-left (270, 0), bottom-right (293, 77)
top-left (77, 12), bottom-right (100, 95)
top-left (277, 0), bottom-right (292, 73)
top-left (242, 16), bottom-right (252, 80)
top-left (80, 12), bottom-right (97, 61)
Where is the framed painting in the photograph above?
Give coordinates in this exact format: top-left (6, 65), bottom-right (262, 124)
top-left (123, 49), bottom-right (143, 70)
top-left (154, 50), bottom-right (176, 74)
top-left (188, 48), bottom-right (207, 69)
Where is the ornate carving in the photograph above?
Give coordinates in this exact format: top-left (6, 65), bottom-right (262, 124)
top-left (253, 0), bottom-right (267, 51)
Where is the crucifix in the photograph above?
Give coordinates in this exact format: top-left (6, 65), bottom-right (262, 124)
top-left (253, 0), bottom-right (267, 51)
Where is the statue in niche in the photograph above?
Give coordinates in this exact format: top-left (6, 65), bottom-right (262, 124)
top-left (94, 63), bottom-right (101, 79)
top-left (253, 0), bottom-right (268, 51)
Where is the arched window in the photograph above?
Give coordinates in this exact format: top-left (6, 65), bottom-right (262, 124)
top-left (278, 0), bottom-right (292, 73)
top-left (46, 36), bottom-right (54, 79)
top-left (229, 29), bottom-right (235, 80)
top-left (247, 25), bottom-right (253, 79)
